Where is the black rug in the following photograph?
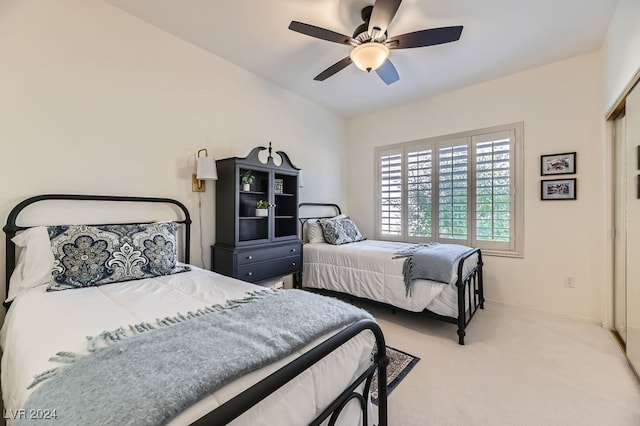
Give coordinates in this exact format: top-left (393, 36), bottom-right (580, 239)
top-left (370, 346), bottom-right (420, 404)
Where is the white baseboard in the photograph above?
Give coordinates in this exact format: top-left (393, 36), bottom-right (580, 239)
top-left (484, 298), bottom-right (604, 326)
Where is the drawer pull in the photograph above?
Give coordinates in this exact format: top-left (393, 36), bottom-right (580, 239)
top-left (247, 272), bottom-right (253, 276)
top-left (247, 255), bottom-right (253, 260)
top-left (290, 248), bottom-right (296, 252)
top-left (291, 262), bottom-right (296, 266)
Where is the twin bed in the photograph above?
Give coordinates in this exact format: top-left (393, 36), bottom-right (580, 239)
top-left (298, 203), bottom-right (485, 346)
top-left (1, 195), bottom-right (485, 424)
top-left (1, 195), bottom-right (389, 425)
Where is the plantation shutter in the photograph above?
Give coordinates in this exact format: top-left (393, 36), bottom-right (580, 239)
top-left (473, 129), bottom-right (515, 251)
top-left (406, 145), bottom-right (434, 240)
top-left (377, 147), bottom-right (403, 237)
top-left (438, 139), bottom-right (469, 243)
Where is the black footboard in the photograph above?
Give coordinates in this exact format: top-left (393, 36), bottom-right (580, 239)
top-left (403, 247), bottom-right (484, 345)
top-left (192, 318), bottom-right (389, 426)
top-left (455, 248), bottom-right (484, 345)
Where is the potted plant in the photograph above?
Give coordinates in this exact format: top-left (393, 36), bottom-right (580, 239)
top-left (240, 171), bottom-right (255, 191)
top-left (255, 200), bottom-right (270, 217)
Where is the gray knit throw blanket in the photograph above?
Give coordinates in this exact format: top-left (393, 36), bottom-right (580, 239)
top-left (393, 242), bottom-right (472, 295)
top-left (17, 289), bottom-right (373, 426)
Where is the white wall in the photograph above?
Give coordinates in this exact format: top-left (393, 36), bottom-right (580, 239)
top-left (346, 52), bottom-right (608, 323)
top-left (603, 0), bottom-right (640, 113)
top-left (0, 0), bottom-right (347, 309)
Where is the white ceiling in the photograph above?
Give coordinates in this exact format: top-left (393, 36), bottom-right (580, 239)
top-left (105, 0), bottom-right (617, 118)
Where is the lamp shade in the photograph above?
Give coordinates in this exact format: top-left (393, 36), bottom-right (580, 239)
top-left (350, 42), bottom-right (390, 72)
top-left (196, 156), bottom-right (218, 180)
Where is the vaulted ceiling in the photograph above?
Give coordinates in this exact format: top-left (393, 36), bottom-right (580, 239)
top-left (106, 0), bottom-right (617, 117)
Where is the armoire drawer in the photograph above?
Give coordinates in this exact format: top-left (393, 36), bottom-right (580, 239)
top-left (236, 242), bottom-right (301, 266)
top-left (236, 255), bottom-right (301, 283)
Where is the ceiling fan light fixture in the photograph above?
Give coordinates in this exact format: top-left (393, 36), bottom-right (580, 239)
top-left (350, 42), bottom-right (389, 72)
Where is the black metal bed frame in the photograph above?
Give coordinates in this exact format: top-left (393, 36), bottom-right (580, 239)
top-left (298, 202), bottom-right (485, 345)
top-left (2, 194), bottom-right (389, 425)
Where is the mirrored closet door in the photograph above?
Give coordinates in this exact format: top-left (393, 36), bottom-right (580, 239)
top-left (625, 83), bottom-right (640, 377)
top-left (614, 81), bottom-right (640, 379)
top-left (613, 113), bottom-right (626, 345)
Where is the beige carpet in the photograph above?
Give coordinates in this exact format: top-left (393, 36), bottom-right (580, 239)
top-left (361, 300), bottom-right (640, 426)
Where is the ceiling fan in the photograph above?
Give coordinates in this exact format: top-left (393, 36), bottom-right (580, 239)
top-left (288, 0), bottom-right (463, 85)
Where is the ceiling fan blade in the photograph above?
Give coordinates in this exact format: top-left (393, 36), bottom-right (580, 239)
top-left (289, 21), bottom-right (356, 46)
top-left (314, 56), bottom-right (353, 81)
top-left (387, 26), bottom-right (463, 49)
top-left (375, 59), bottom-right (399, 85)
top-left (368, 0), bottom-right (402, 37)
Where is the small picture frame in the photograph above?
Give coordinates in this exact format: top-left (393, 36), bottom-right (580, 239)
top-left (274, 178), bottom-right (284, 194)
top-left (540, 152), bottom-right (576, 176)
top-left (541, 178), bottom-right (576, 200)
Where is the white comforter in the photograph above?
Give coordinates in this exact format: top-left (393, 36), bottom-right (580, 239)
top-left (0, 266), bottom-right (374, 425)
top-left (302, 240), bottom-right (478, 317)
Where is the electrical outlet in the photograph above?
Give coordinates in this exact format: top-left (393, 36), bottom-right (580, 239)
top-left (564, 276), bottom-right (576, 288)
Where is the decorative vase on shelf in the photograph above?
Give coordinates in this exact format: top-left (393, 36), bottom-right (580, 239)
top-left (255, 200), bottom-right (270, 217)
top-left (240, 170), bottom-right (255, 192)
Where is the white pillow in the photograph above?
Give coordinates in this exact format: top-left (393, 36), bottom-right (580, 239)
top-left (307, 221), bottom-right (325, 244)
top-left (6, 226), bottom-right (54, 303)
top-left (306, 214), bottom-right (347, 244)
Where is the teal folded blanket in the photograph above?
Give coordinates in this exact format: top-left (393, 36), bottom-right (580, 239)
top-left (17, 289), bottom-right (373, 426)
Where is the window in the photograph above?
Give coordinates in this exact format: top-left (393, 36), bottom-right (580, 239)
top-left (375, 122), bottom-right (523, 257)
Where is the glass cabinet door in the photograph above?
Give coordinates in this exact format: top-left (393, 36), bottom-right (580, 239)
top-left (238, 167), bottom-right (269, 242)
top-left (273, 172), bottom-right (298, 239)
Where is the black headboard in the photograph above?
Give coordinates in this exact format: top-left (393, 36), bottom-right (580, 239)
top-left (3, 194), bottom-right (192, 308)
top-left (298, 202), bottom-right (342, 226)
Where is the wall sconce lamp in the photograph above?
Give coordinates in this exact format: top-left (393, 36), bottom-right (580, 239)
top-left (192, 148), bottom-right (218, 192)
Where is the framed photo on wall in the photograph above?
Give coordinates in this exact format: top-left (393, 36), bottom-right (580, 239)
top-left (540, 152), bottom-right (576, 176)
top-left (541, 178), bottom-right (577, 200)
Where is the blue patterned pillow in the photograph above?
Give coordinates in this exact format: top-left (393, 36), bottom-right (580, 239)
top-left (47, 222), bottom-right (190, 291)
top-left (318, 217), bottom-right (366, 245)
